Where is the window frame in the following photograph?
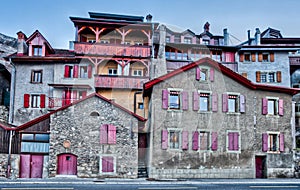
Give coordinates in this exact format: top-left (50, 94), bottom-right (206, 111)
top-left (198, 90), bottom-right (212, 113)
top-left (79, 65), bottom-right (88, 78)
top-left (266, 96), bottom-right (279, 116)
top-left (184, 37), bottom-right (192, 44)
top-left (226, 92), bottom-right (241, 114)
top-left (267, 132), bottom-right (280, 153)
top-left (31, 70), bottom-right (43, 83)
top-left (244, 52), bottom-right (251, 62)
top-left (31, 94), bottom-right (40, 108)
top-left (99, 154), bottom-right (116, 175)
top-left (132, 69), bottom-right (143, 77)
top-left (198, 130), bottom-right (211, 151)
top-left (262, 53), bottom-right (270, 62)
top-left (167, 128), bottom-right (183, 150)
top-left (33, 46), bottom-right (43, 56)
top-left (167, 88), bottom-right (183, 111)
top-left (108, 68), bottom-right (118, 76)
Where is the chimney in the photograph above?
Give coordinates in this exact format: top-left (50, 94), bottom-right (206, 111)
top-left (16, 31), bottom-right (28, 56)
top-left (204, 22), bottom-right (210, 32)
top-left (146, 14), bottom-right (153, 22)
top-left (255, 28), bottom-right (261, 45)
top-left (223, 28), bottom-right (229, 46)
top-left (247, 30), bottom-right (251, 45)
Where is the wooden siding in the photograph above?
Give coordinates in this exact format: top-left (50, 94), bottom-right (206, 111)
top-left (0, 128), bottom-right (20, 154)
top-left (94, 75), bottom-right (148, 89)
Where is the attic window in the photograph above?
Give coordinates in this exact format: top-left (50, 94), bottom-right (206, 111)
top-left (90, 111), bottom-right (100, 116)
top-left (33, 46), bottom-right (42, 56)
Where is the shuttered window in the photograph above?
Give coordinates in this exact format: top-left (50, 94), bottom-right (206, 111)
top-left (162, 89), bottom-right (188, 111)
top-left (262, 132), bottom-right (284, 152)
top-left (101, 156), bottom-right (114, 173)
top-left (262, 98), bottom-right (283, 116)
top-left (227, 131), bottom-right (240, 152)
top-left (195, 67), bottom-right (214, 82)
top-left (161, 129), bottom-right (184, 150)
top-left (193, 91), bottom-right (217, 112)
top-left (24, 94), bottom-right (46, 108)
top-left (222, 93), bottom-right (245, 113)
top-left (100, 124), bottom-right (116, 144)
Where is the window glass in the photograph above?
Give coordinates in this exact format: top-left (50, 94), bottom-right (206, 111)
top-left (260, 73), bottom-right (267, 83)
top-left (80, 66), bottom-right (88, 78)
top-left (269, 134), bottom-right (278, 151)
top-left (35, 134), bottom-right (50, 142)
top-left (108, 68), bottom-right (117, 75)
top-left (262, 53), bottom-right (269, 62)
top-left (200, 95), bottom-right (209, 111)
top-left (228, 98), bottom-right (236, 112)
top-left (268, 73), bottom-right (275, 82)
top-left (169, 131), bottom-right (180, 149)
top-left (169, 92), bottom-right (180, 109)
top-left (268, 100), bottom-right (275, 115)
top-left (22, 134), bottom-right (34, 141)
top-left (200, 69), bottom-right (207, 81)
top-left (33, 46), bottom-right (42, 56)
top-left (31, 95), bottom-right (40, 108)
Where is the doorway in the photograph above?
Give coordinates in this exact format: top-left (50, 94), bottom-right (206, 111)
top-left (20, 154), bottom-right (44, 178)
top-left (57, 153), bottom-right (77, 175)
top-left (255, 155), bottom-right (267, 178)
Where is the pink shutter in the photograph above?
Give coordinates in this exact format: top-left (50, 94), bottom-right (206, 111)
top-left (73, 65), bottom-right (79, 78)
top-left (222, 94), bottom-right (228, 112)
top-left (162, 89), bottom-right (169, 109)
top-left (81, 91), bottom-right (87, 98)
top-left (40, 94), bottom-right (46, 108)
top-left (240, 95), bottom-right (245, 113)
top-left (262, 98), bottom-right (268, 115)
top-left (212, 93), bottom-right (218, 112)
top-left (182, 91), bottom-right (188, 110)
top-left (196, 67), bottom-right (201, 81)
top-left (278, 99), bottom-right (284, 116)
top-left (102, 157), bottom-right (107, 172)
top-left (108, 125), bottom-right (116, 144)
top-left (72, 90), bottom-right (77, 103)
top-left (24, 94), bottom-right (30, 108)
top-left (211, 132), bottom-right (218, 151)
top-left (87, 65), bottom-right (92, 78)
top-left (182, 131), bottom-right (189, 150)
top-left (192, 131), bottom-right (199, 151)
top-left (262, 133), bottom-right (268, 152)
top-left (161, 130), bottom-right (168, 150)
top-left (193, 91), bottom-right (199, 111)
top-left (279, 133), bottom-right (284, 152)
top-left (100, 125), bottom-right (108, 144)
top-left (233, 132), bottom-right (239, 151)
top-left (228, 132), bottom-right (234, 150)
top-left (64, 65), bottom-right (70, 78)
top-left (65, 90), bottom-right (71, 105)
top-left (210, 68), bottom-right (214, 82)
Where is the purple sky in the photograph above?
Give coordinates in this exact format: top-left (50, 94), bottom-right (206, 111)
top-left (1, 0), bottom-right (299, 49)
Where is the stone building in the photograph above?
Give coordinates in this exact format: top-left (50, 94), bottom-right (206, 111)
top-left (143, 57), bottom-right (298, 178)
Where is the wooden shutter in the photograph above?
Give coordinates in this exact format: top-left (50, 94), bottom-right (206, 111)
top-left (222, 94), bottom-right (228, 112)
top-left (162, 89), bottom-right (169, 109)
top-left (40, 94), bottom-right (46, 108)
top-left (258, 53), bottom-right (263, 62)
top-left (278, 99), bottom-right (284, 116)
top-left (262, 133), bottom-right (268, 152)
top-left (161, 130), bottom-right (168, 150)
top-left (107, 157), bottom-right (114, 172)
top-left (210, 68), bottom-right (214, 82)
top-left (182, 91), bottom-right (188, 111)
top-left (24, 94), bottom-right (30, 108)
top-left (251, 53), bottom-right (256, 62)
top-left (196, 67), bottom-right (201, 81)
top-left (211, 132), bottom-right (218, 151)
top-left (239, 53), bottom-right (244, 62)
top-left (279, 133), bottom-right (284, 152)
top-left (81, 91), bottom-right (87, 98)
top-left (256, 71), bottom-right (261, 82)
top-left (193, 91), bottom-right (199, 111)
top-left (228, 132), bottom-right (234, 150)
top-left (233, 132), bottom-right (239, 151)
top-left (212, 93), bottom-right (218, 112)
top-left (240, 95), bottom-right (245, 113)
top-left (100, 125), bottom-right (108, 144)
top-left (87, 65), bottom-right (92, 78)
top-left (262, 98), bottom-right (268, 115)
top-left (270, 52), bottom-right (275, 62)
top-left (102, 157), bottom-right (107, 172)
top-left (64, 65), bottom-right (70, 78)
top-left (108, 124), bottom-right (116, 144)
top-left (182, 131), bottom-right (189, 150)
top-left (192, 131), bottom-right (199, 151)
top-left (276, 71), bottom-right (282, 82)
top-left (73, 65), bottom-right (79, 78)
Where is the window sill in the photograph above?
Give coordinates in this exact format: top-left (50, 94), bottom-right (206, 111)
top-left (167, 109), bottom-right (183, 113)
top-left (30, 82), bottom-right (43, 84)
top-left (198, 111), bottom-right (213, 114)
top-left (226, 150), bottom-right (241, 153)
top-left (167, 149), bottom-right (183, 152)
top-left (267, 151), bottom-right (280, 154)
top-left (226, 112), bottom-right (241, 115)
top-left (266, 115), bottom-right (280, 118)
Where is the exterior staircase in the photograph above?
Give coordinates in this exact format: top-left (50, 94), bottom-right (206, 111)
top-left (138, 161), bottom-right (148, 178)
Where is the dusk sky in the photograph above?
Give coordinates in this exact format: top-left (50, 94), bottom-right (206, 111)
top-left (1, 0), bottom-right (299, 49)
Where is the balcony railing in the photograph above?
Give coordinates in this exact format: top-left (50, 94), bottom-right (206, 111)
top-left (48, 98), bottom-right (79, 109)
top-left (94, 75), bottom-right (149, 89)
top-left (74, 42), bottom-right (151, 57)
top-left (289, 57), bottom-right (300, 65)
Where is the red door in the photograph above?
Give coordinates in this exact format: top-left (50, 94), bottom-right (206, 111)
top-left (57, 153), bottom-right (77, 175)
top-left (20, 154), bottom-right (44, 178)
top-left (255, 156), bottom-right (266, 178)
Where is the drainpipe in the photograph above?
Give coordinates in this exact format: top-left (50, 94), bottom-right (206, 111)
top-left (134, 91), bottom-right (143, 114)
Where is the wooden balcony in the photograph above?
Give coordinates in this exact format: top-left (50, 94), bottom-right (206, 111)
top-left (74, 42), bottom-right (151, 57)
top-left (94, 75), bottom-right (149, 89)
top-left (48, 98), bottom-right (79, 109)
top-left (289, 57), bottom-right (300, 65)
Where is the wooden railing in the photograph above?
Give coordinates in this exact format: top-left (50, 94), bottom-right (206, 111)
top-left (289, 57), bottom-right (300, 65)
top-left (74, 42), bottom-right (151, 57)
top-left (48, 98), bottom-right (79, 109)
top-left (94, 75), bottom-right (149, 89)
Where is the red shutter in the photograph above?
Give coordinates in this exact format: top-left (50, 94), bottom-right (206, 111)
top-left (278, 99), bottom-right (284, 116)
top-left (107, 157), bottom-right (114, 172)
top-left (81, 91), bottom-right (87, 98)
top-left (233, 132), bottom-right (239, 151)
top-left (100, 125), bottom-right (108, 144)
top-left (193, 91), bottom-right (199, 111)
top-left (161, 130), bottom-right (168, 150)
top-left (72, 90), bottom-right (77, 103)
top-left (65, 90), bottom-right (71, 105)
top-left (212, 93), bottom-right (218, 112)
top-left (40, 94), bottom-right (46, 108)
top-left (279, 133), bottom-right (284, 152)
top-left (192, 131), bottom-right (199, 151)
top-left (210, 68), bottom-right (214, 82)
top-left (108, 124), bottom-right (116, 144)
top-left (240, 95), bottom-right (245, 113)
top-left (182, 131), bottom-right (189, 150)
top-left (87, 65), bottom-right (92, 78)
top-left (262, 133), bottom-right (268, 152)
top-left (182, 91), bottom-right (188, 110)
top-left (211, 132), bottom-right (218, 151)
top-left (64, 65), bottom-right (70, 78)
top-left (228, 132), bottom-right (234, 150)
top-left (262, 98), bottom-right (268, 115)
top-left (73, 65), bottom-right (79, 78)
top-left (222, 94), bottom-right (228, 112)
top-left (162, 89), bottom-right (169, 109)
top-left (196, 67), bottom-right (201, 81)
top-left (24, 94), bottom-right (30, 108)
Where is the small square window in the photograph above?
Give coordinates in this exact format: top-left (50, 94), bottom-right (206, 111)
top-left (108, 68), bottom-right (117, 75)
top-left (138, 102), bottom-right (144, 109)
top-left (260, 73), bottom-right (267, 83)
top-left (200, 69), bottom-right (208, 81)
top-left (262, 53), bottom-right (269, 62)
top-left (31, 70), bottom-right (43, 83)
top-left (66, 156), bottom-right (71, 161)
top-left (133, 70), bottom-right (143, 76)
top-left (33, 46), bottom-right (42, 56)
top-left (244, 53), bottom-right (251, 62)
top-left (184, 37), bottom-right (192, 44)
top-left (268, 73), bottom-right (275, 83)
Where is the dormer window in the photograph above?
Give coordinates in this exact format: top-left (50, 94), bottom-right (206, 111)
top-left (33, 46), bottom-right (43, 56)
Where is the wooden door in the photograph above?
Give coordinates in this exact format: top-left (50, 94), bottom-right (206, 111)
top-left (255, 156), bottom-right (266, 178)
top-left (57, 153), bottom-right (77, 175)
top-left (20, 154), bottom-right (44, 178)
top-left (138, 133), bottom-right (147, 161)
top-left (20, 154), bottom-right (31, 178)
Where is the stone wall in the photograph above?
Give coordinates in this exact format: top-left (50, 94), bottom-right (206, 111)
top-left (49, 95), bottom-right (140, 178)
top-left (0, 154), bottom-right (20, 179)
top-left (0, 106), bottom-right (8, 123)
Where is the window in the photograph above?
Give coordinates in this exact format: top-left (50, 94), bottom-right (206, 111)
top-left (193, 91), bottom-right (217, 112)
top-left (138, 102), bottom-right (144, 109)
top-left (33, 46), bottom-right (42, 56)
top-left (200, 69), bottom-right (208, 81)
top-left (134, 42), bottom-right (143, 45)
top-left (31, 70), bottom-right (43, 83)
top-left (108, 68), bottom-right (117, 75)
top-left (268, 72), bottom-right (275, 83)
top-left (161, 129), bottom-right (187, 150)
top-left (184, 37), bottom-right (192, 44)
top-left (166, 36), bottom-right (170, 43)
top-left (79, 66), bottom-right (88, 78)
top-left (260, 73), bottom-right (267, 83)
top-left (228, 95), bottom-right (238, 113)
top-left (192, 131), bottom-right (218, 151)
top-left (262, 97), bottom-right (283, 116)
top-left (100, 155), bottom-right (116, 173)
top-left (162, 89), bottom-right (188, 111)
top-left (222, 93), bottom-right (245, 113)
top-left (262, 53), bottom-right (269, 62)
top-left (31, 95), bottom-right (40, 108)
top-left (24, 94), bottom-right (46, 108)
top-left (100, 40), bottom-right (109, 44)
top-left (64, 65), bottom-right (74, 78)
top-left (244, 53), bottom-right (251, 62)
top-left (195, 67), bottom-right (214, 82)
top-left (64, 65), bottom-right (92, 79)
top-left (21, 133), bottom-right (50, 153)
top-left (199, 93), bottom-right (209, 111)
top-left (262, 132), bottom-right (284, 152)
top-left (169, 91), bottom-right (180, 110)
top-left (169, 130), bottom-right (181, 149)
top-left (227, 131), bottom-right (240, 152)
top-left (256, 71), bottom-right (281, 83)
top-left (100, 124), bottom-right (116, 144)
top-left (202, 39), bottom-right (209, 45)
top-left (124, 41), bottom-right (131, 45)
top-left (132, 69), bottom-right (143, 76)
top-left (199, 131), bottom-right (210, 150)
